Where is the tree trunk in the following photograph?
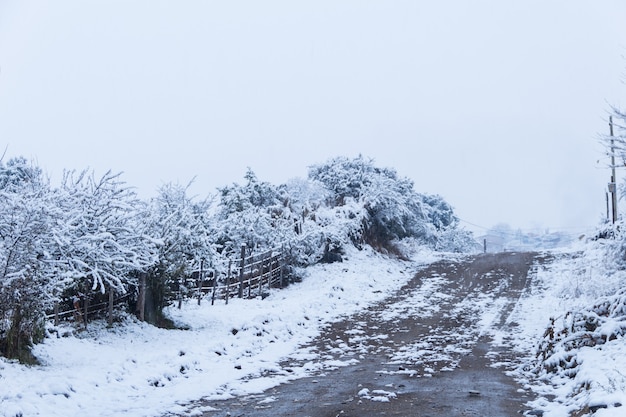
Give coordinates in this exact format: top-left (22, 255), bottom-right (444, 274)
top-left (4, 308), bottom-right (22, 360)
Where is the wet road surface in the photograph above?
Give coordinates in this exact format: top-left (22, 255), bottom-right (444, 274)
top-left (185, 252), bottom-right (546, 417)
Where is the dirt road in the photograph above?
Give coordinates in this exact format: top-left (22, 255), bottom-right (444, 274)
top-left (193, 252), bottom-right (545, 417)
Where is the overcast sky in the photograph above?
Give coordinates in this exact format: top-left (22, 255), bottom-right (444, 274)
top-left (1, 1), bottom-right (625, 235)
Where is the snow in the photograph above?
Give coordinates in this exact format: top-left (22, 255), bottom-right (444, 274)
top-left (3, 239), bottom-right (626, 417)
top-left (0, 246), bottom-right (439, 417)
top-left (502, 243), bottom-right (626, 417)
top-left (357, 387), bottom-right (397, 402)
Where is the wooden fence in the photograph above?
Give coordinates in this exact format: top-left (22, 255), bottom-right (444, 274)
top-left (45, 292), bottom-right (132, 329)
top-left (46, 246), bottom-right (288, 327)
top-left (191, 246), bottom-right (286, 305)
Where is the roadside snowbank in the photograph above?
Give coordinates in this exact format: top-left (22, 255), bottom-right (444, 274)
top-left (509, 243), bottom-right (626, 417)
top-left (0, 246), bottom-right (438, 417)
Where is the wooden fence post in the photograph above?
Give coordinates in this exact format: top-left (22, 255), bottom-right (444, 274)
top-left (211, 269), bottom-right (218, 306)
top-left (265, 251), bottom-right (272, 294)
top-left (107, 287), bottom-right (114, 327)
top-left (280, 246), bottom-right (285, 288)
top-left (197, 259), bottom-right (204, 306)
top-left (83, 294), bottom-right (89, 330)
top-left (247, 254), bottom-right (253, 298)
top-left (137, 273), bottom-right (146, 322)
top-left (54, 302), bottom-right (59, 326)
top-left (258, 253), bottom-right (264, 298)
top-left (225, 260), bottom-right (232, 305)
top-left (238, 244), bottom-right (246, 298)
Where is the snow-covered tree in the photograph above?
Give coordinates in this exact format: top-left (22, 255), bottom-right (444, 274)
top-left (309, 155), bottom-right (396, 205)
top-left (419, 194), bottom-right (475, 251)
top-left (0, 158), bottom-right (56, 361)
top-left (279, 178), bottom-right (332, 265)
top-left (360, 170), bottom-right (427, 247)
top-left (309, 156), bottom-right (422, 251)
top-left (215, 169), bottom-right (293, 255)
top-left (308, 155), bottom-right (474, 255)
top-left (142, 182), bottom-right (216, 324)
top-left (281, 177), bottom-right (330, 229)
top-left (421, 194), bottom-right (458, 231)
top-left (51, 170), bottom-right (158, 297)
top-left (0, 156), bottom-right (46, 192)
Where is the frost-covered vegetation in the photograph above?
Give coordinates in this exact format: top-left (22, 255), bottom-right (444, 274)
top-left (0, 154), bottom-right (475, 361)
top-left (523, 232), bottom-right (626, 416)
top-left (524, 105), bottom-right (626, 415)
top-left (527, 232), bottom-right (626, 416)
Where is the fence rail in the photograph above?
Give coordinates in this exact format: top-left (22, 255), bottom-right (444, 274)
top-left (45, 292), bottom-right (132, 329)
top-left (190, 246), bottom-right (286, 305)
top-left (47, 245), bottom-right (289, 327)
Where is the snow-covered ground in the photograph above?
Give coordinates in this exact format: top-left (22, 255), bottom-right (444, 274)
top-left (2, 241), bottom-right (626, 417)
top-left (0, 246), bottom-right (441, 417)
top-left (506, 242), bottom-right (626, 417)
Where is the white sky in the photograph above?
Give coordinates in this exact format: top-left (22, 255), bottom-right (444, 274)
top-left (1, 1), bottom-right (625, 235)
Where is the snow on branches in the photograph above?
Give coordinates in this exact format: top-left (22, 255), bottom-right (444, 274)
top-left (0, 158), bottom-right (58, 359)
top-left (52, 170), bottom-right (158, 294)
top-left (0, 154), bottom-right (474, 360)
top-left (308, 155), bottom-right (473, 253)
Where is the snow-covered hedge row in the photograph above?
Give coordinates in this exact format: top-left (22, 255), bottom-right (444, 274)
top-left (0, 154), bottom-right (475, 361)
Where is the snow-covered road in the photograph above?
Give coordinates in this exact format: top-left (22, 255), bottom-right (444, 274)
top-left (190, 252), bottom-right (545, 417)
top-left (3, 246), bottom-right (624, 417)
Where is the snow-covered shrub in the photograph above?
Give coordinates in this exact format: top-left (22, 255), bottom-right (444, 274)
top-left (312, 198), bottom-right (368, 261)
top-left (215, 169), bottom-right (294, 255)
top-left (308, 154), bottom-right (379, 206)
top-left (536, 293), bottom-right (626, 367)
top-left (417, 194), bottom-right (477, 251)
top-left (308, 155), bottom-right (473, 255)
top-left (309, 155), bottom-right (419, 251)
top-left (531, 290), bottom-right (626, 413)
top-left (421, 193), bottom-right (458, 231)
top-left (142, 182), bottom-right (218, 325)
top-left (0, 158), bottom-right (56, 361)
top-left (563, 224), bottom-right (626, 300)
top-left (528, 227), bottom-right (626, 414)
top-left (50, 170), bottom-right (158, 315)
top-left (433, 227), bottom-right (481, 253)
top-left (56, 170), bottom-right (158, 292)
top-left (278, 179), bottom-right (330, 266)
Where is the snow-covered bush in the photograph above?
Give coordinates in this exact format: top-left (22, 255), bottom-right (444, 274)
top-left (0, 152), bottom-right (476, 357)
top-left (308, 155), bottom-right (474, 255)
top-left (433, 227), bottom-right (482, 253)
top-left (278, 178), bottom-right (330, 265)
top-left (52, 170), bottom-right (158, 295)
top-left (0, 158), bottom-right (56, 361)
top-left (527, 220), bottom-right (626, 414)
top-left (215, 169), bottom-right (294, 255)
top-left (531, 290), bottom-right (626, 413)
top-left (46, 170), bottom-right (159, 330)
top-left (536, 293), bottom-right (626, 368)
top-left (142, 182), bottom-right (217, 325)
top-left (418, 193), bottom-right (479, 252)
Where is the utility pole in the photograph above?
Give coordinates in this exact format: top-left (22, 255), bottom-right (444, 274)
top-left (609, 116), bottom-right (618, 224)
